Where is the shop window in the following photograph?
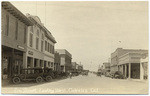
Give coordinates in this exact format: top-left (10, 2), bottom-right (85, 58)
top-left (2, 57), bottom-right (8, 75)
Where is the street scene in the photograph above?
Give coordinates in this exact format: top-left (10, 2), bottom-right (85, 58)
top-left (2, 73), bottom-right (148, 94)
top-left (1, 1), bottom-right (149, 95)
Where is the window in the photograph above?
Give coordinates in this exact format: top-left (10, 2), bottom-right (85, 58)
top-left (30, 26), bottom-right (33, 32)
top-left (37, 29), bottom-right (39, 36)
top-left (36, 37), bottom-right (39, 50)
top-left (49, 44), bottom-right (51, 53)
top-left (15, 20), bottom-right (18, 40)
top-left (48, 43), bottom-right (49, 52)
top-left (45, 41), bottom-right (47, 51)
top-left (52, 46), bottom-right (54, 54)
top-left (5, 14), bottom-right (9, 36)
top-left (41, 40), bottom-right (43, 52)
top-left (42, 34), bottom-right (44, 40)
top-left (50, 44), bottom-right (52, 53)
top-left (48, 62), bottom-right (50, 67)
top-left (29, 33), bottom-right (33, 47)
top-left (24, 26), bottom-right (27, 43)
top-left (51, 62), bottom-right (53, 67)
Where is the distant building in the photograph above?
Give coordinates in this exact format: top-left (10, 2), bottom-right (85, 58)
top-left (78, 65), bottom-right (83, 73)
top-left (2, 2), bottom-right (33, 79)
top-left (71, 62), bottom-right (78, 72)
top-left (110, 48), bottom-right (148, 74)
top-left (103, 62), bottom-right (110, 74)
top-left (26, 14), bottom-right (56, 70)
top-left (111, 48), bottom-right (148, 79)
top-left (55, 49), bottom-right (72, 72)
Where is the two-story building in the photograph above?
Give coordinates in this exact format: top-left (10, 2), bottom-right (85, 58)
top-left (2, 2), bottom-right (33, 80)
top-left (26, 14), bottom-right (56, 70)
top-left (55, 49), bottom-right (72, 72)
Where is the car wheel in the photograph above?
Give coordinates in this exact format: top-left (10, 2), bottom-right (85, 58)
top-left (46, 76), bottom-right (52, 82)
top-left (36, 76), bottom-right (43, 83)
top-left (12, 77), bottom-right (20, 84)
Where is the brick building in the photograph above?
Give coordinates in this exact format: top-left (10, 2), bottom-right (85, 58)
top-left (55, 49), bottom-right (72, 72)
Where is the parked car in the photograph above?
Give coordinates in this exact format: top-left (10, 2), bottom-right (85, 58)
top-left (105, 72), bottom-right (111, 77)
top-left (72, 72), bottom-right (79, 76)
top-left (60, 72), bottom-right (69, 78)
top-left (43, 67), bottom-right (55, 81)
top-left (82, 72), bottom-right (88, 76)
top-left (112, 71), bottom-right (125, 79)
top-left (97, 72), bottom-right (102, 77)
top-left (12, 67), bottom-right (45, 84)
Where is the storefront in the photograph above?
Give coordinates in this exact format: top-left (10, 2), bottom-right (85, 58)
top-left (2, 46), bottom-right (24, 80)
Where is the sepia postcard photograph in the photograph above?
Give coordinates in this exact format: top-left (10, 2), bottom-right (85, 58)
top-left (1, 0), bottom-right (149, 95)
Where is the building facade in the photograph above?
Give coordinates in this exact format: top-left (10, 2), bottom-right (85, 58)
top-left (111, 48), bottom-right (148, 79)
top-left (103, 62), bottom-right (110, 74)
top-left (26, 14), bottom-right (56, 70)
top-left (78, 65), bottom-right (83, 73)
top-left (2, 2), bottom-right (33, 80)
top-left (110, 48), bottom-right (148, 74)
top-left (54, 51), bottom-right (61, 72)
top-left (71, 62), bottom-right (78, 72)
top-left (140, 53), bottom-right (148, 80)
top-left (55, 49), bottom-right (72, 72)
top-left (118, 51), bottom-right (148, 79)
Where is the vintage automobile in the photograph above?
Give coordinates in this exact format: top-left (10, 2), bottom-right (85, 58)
top-left (97, 72), bottom-right (102, 77)
top-left (12, 67), bottom-right (45, 84)
top-left (12, 67), bottom-right (56, 84)
top-left (59, 72), bottom-right (69, 78)
top-left (71, 72), bottom-right (79, 76)
top-left (43, 67), bottom-right (55, 81)
top-left (112, 71), bottom-right (125, 79)
top-left (105, 72), bottom-right (111, 77)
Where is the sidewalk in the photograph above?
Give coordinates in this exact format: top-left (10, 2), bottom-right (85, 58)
top-left (127, 78), bottom-right (148, 83)
top-left (2, 79), bottom-right (11, 87)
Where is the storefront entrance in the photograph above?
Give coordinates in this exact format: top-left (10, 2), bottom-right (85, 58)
top-left (2, 46), bottom-right (23, 79)
top-left (131, 63), bottom-right (140, 79)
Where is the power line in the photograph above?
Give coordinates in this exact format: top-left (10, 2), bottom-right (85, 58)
top-left (45, 1), bottom-right (46, 26)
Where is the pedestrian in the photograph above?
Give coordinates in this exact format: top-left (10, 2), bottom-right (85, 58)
top-left (69, 72), bottom-right (72, 79)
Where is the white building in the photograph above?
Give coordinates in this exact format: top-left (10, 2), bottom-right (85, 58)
top-left (25, 14), bottom-right (56, 70)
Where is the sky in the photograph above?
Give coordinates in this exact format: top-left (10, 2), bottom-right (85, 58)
top-left (10, 1), bottom-right (148, 71)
